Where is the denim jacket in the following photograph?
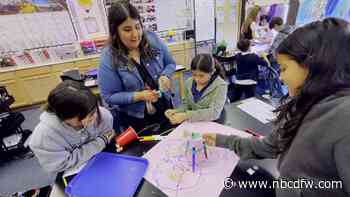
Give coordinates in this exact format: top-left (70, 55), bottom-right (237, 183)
top-left (98, 31), bottom-right (176, 118)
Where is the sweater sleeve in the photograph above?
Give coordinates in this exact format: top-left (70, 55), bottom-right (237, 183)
top-left (216, 129), bottom-right (280, 160)
top-left (334, 136), bottom-right (350, 195)
top-left (186, 83), bottom-right (228, 122)
top-left (29, 131), bottom-right (106, 174)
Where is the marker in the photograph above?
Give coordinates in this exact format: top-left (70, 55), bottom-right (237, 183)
top-left (203, 141), bottom-right (208, 159)
top-left (192, 147), bottom-right (196, 173)
top-left (63, 177), bottom-right (68, 187)
top-left (139, 135), bottom-right (162, 142)
top-left (244, 128), bottom-right (262, 138)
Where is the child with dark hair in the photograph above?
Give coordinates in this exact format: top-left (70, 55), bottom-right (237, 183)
top-left (205, 18), bottom-right (350, 197)
top-left (215, 39), bottom-right (268, 102)
top-left (165, 53), bottom-right (227, 124)
top-left (29, 80), bottom-right (114, 175)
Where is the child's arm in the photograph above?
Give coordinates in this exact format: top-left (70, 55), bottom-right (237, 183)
top-left (214, 129), bottom-right (280, 160)
top-left (30, 133), bottom-right (108, 174)
top-left (186, 83), bottom-right (228, 122)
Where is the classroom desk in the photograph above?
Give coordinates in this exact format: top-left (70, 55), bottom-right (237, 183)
top-left (127, 98), bottom-right (278, 197)
top-left (0, 98), bottom-right (278, 196)
top-left (75, 97), bottom-right (276, 197)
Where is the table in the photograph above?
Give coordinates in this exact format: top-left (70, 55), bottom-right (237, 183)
top-left (64, 98), bottom-right (278, 197)
top-left (1, 98), bottom-right (278, 197)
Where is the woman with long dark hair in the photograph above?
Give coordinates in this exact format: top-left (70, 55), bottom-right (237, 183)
top-left (204, 18), bottom-right (350, 196)
top-left (98, 1), bottom-right (176, 133)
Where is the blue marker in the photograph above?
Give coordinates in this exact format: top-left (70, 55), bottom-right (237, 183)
top-left (192, 147), bottom-right (196, 172)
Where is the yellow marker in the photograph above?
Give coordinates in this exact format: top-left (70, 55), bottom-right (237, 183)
top-left (63, 177), bottom-right (68, 187)
top-left (139, 135), bottom-right (162, 142)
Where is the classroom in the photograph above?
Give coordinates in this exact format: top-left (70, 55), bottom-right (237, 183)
top-left (0, 0), bottom-right (349, 197)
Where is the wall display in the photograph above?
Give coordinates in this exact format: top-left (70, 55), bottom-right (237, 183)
top-left (0, 0), bottom-right (77, 54)
top-left (295, 0), bottom-right (327, 26)
top-left (155, 0), bottom-right (192, 32)
top-left (296, 0), bottom-right (350, 26)
top-left (67, 0), bottom-right (108, 40)
top-left (324, 0), bottom-right (350, 21)
top-left (194, 0), bottom-right (215, 42)
top-left (131, 0), bottom-right (158, 32)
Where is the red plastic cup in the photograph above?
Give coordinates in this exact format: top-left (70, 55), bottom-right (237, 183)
top-left (115, 127), bottom-right (139, 146)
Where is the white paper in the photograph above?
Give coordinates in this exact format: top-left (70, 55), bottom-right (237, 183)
top-left (237, 98), bottom-right (276, 123)
top-left (143, 122), bottom-right (250, 197)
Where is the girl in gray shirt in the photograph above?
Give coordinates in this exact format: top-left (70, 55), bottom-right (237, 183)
top-left (204, 18), bottom-right (350, 197)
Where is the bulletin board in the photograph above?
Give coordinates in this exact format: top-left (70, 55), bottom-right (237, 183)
top-left (66, 0), bottom-right (108, 40)
top-left (295, 0), bottom-right (328, 26)
top-left (0, 0), bottom-right (77, 53)
top-left (194, 0), bottom-right (215, 42)
top-left (155, 0), bottom-right (193, 31)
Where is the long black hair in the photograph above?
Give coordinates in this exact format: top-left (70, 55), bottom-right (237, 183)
top-left (274, 17), bottom-right (350, 150)
top-left (45, 80), bottom-right (101, 125)
top-left (191, 53), bottom-right (226, 79)
top-left (107, 1), bottom-right (157, 66)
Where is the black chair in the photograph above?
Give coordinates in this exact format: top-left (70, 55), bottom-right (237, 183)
top-left (0, 86), bottom-right (31, 161)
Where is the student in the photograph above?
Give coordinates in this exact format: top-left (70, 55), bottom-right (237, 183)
top-left (256, 14), bottom-right (270, 38)
top-left (98, 1), bottom-right (175, 133)
top-left (215, 39), bottom-right (268, 102)
top-left (268, 16), bottom-right (295, 58)
top-left (165, 54), bottom-right (227, 124)
top-left (29, 80), bottom-right (114, 175)
top-left (241, 5), bottom-right (261, 40)
top-left (204, 18), bottom-right (350, 196)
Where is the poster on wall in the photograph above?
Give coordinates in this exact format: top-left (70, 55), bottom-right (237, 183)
top-left (324, 0), bottom-right (350, 21)
top-left (67, 0), bottom-right (108, 40)
top-left (131, 0), bottom-right (158, 32)
top-left (296, 0), bottom-right (350, 26)
top-left (295, 0), bottom-right (327, 26)
top-left (0, 0), bottom-right (77, 54)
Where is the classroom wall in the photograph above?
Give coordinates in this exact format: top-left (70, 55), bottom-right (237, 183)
top-left (252, 0), bottom-right (289, 6)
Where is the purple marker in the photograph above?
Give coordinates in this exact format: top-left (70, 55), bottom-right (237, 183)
top-left (192, 147), bottom-right (196, 172)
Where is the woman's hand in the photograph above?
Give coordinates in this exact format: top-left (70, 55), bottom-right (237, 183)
top-left (135, 90), bottom-right (159, 102)
top-left (158, 75), bottom-right (172, 92)
top-left (202, 133), bottom-right (217, 146)
top-left (169, 112), bottom-right (188, 125)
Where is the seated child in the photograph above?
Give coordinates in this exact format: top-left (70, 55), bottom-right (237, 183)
top-left (165, 53), bottom-right (228, 124)
top-left (29, 80), bottom-right (114, 175)
top-left (215, 39), bottom-right (269, 102)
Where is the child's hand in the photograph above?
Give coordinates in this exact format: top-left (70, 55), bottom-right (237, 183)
top-left (202, 133), bottom-right (217, 146)
top-left (102, 130), bottom-right (115, 144)
top-left (115, 144), bottom-right (123, 152)
top-left (169, 112), bottom-right (188, 125)
top-left (165, 109), bottom-right (177, 119)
